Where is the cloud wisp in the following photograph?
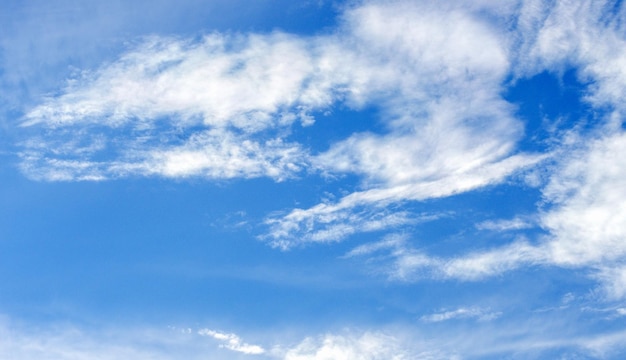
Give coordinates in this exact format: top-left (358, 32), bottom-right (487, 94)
top-left (3, 316), bottom-right (626, 360)
top-left (475, 217), bottom-right (535, 232)
top-left (19, 1), bottom-right (535, 193)
top-left (261, 1), bottom-right (546, 248)
top-left (345, 233), bottom-right (545, 281)
top-left (198, 328), bottom-right (265, 355)
top-left (265, 153), bottom-right (543, 249)
top-left (420, 307), bottom-right (501, 323)
top-left (346, 126), bottom-right (626, 295)
top-left (19, 33), bottom-right (321, 181)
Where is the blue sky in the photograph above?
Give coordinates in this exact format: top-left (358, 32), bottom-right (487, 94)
top-left (2, 0), bottom-right (626, 358)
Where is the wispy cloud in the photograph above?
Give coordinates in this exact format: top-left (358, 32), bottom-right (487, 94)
top-left (16, 1), bottom-right (551, 258)
top-left (252, 0), bottom-right (625, 296)
top-left (420, 307), bottom-right (501, 323)
top-left (0, 320), bottom-right (205, 360)
top-left (22, 33), bottom-right (322, 130)
top-left (3, 314), bottom-right (626, 360)
top-left (19, 128), bottom-right (307, 181)
top-left (270, 323), bottom-right (626, 359)
top-left (198, 329), bottom-right (265, 355)
top-left (19, 32), bottom-right (322, 181)
top-left (345, 125), bottom-right (626, 296)
top-left (520, 0), bottom-right (626, 110)
top-left (261, 0), bottom-right (547, 248)
top-left (346, 234), bottom-right (545, 281)
top-left (18, 1), bottom-right (538, 194)
top-left (279, 331), bottom-right (441, 360)
top-left (476, 217), bottom-right (535, 232)
top-left (264, 206), bottom-right (442, 250)
top-left (265, 153), bottom-right (543, 248)
top-left (262, 0), bottom-right (626, 254)
top-left (13, 0), bottom-right (626, 304)
top-left (540, 129), bottom-right (626, 267)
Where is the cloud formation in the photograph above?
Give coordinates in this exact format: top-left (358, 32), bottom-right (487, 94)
top-left (345, 234), bottom-right (544, 281)
top-left (262, 1), bottom-right (547, 247)
top-left (280, 331), bottom-right (443, 360)
top-left (198, 328), bottom-right (265, 355)
top-left (19, 33), bottom-right (320, 181)
top-left (420, 308), bottom-right (501, 323)
top-left (476, 217), bottom-right (535, 232)
top-left (19, 1), bottom-right (533, 191)
top-left (346, 125), bottom-right (626, 296)
top-left (15, 0), bottom-right (626, 301)
top-left (3, 318), bottom-right (626, 360)
top-left (265, 153), bottom-right (542, 248)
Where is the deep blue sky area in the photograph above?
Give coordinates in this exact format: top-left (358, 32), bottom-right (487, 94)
top-left (506, 69), bottom-right (593, 152)
top-left (2, 1), bottom-right (626, 359)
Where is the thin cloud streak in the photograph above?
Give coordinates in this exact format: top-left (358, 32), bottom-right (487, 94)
top-left (346, 127), bottom-right (626, 295)
top-left (420, 307), bottom-right (501, 323)
top-left (346, 234), bottom-right (545, 281)
top-left (198, 329), bottom-right (265, 355)
top-left (19, 32), bottom-right (322, 181)
top-left (3, 316), bottom-right (626, 360)
top-left (476, 217), bottom-right (535, 232)
top-left (266, 154), bottom-right (544, 249)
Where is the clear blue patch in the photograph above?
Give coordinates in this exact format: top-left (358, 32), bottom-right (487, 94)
top-left (291, 106), bottom-right (388, 153)
top-left (505, 69), bottom-right (595, 152)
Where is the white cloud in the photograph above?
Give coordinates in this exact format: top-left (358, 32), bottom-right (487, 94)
top-left (16, 0), bottom-right (626, 299)
top-left (347, 234), bottom-right (546, 281)
top-left (134, 130), bottom-right (305, 180)
top-left (19, 32), bottom-right (324, 181)
top-left (439, 241), bottom-right (545, 280)
top-left (302, 0), bottom-right (626, 291)
top-left (0, 319), bottom-right (270, 360)
top-left (198, 329), bottom-right (265, 355)
top-left (595, 265), bottom-right (626, 301)
top-left (266, 153), bottom-right (544, 248)
top-left (579, 328), bottom-right (626, 359)
top-left (3, 315), bottom-right (626, 360)
top-left (17, 0), bottom-right (551, 252)
top-left (19, 129), bottom-right (306, 181)
top-left (420, 307), bottom-right (501, 323)
top-left (514, 0), bottom-right (626, 112)
top-left (346, 122), bottom-right (626, 297)
top-left (411, 0), bottom-right (626, 298)
top-left (264, 206), bottom-right (442, 250)
top-left (343, 233), bottom-right (409, 258)
top-left (317, 1), bottom-right (526, 187)
top-left (277, 321), bottom-right (626, 360)
top-left (19, 0), bottom-right (537, 196)
top-left (22, 33), bottom-right (320, 130)
top-left (261, 1), bottom-right (548, 248)
top-left (261, 0), bottom-right (626, 252)
top-left (540, 129), bottom-right (626, 267)
top-left (476, 217), bottom-right (535, 231)
top-left (280, 331), bottom-right (445, 360)
top-left (0, 321), bottom-right (206, 360)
